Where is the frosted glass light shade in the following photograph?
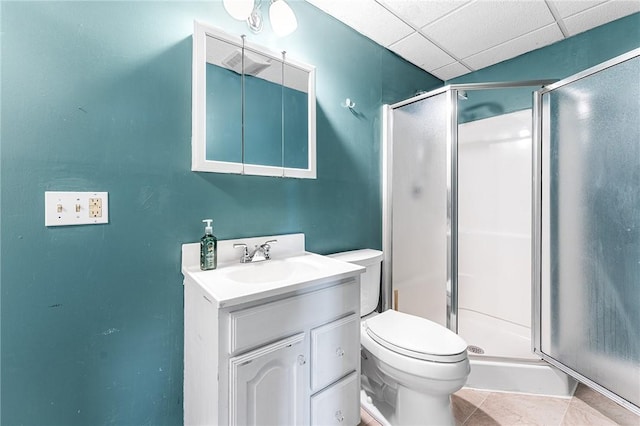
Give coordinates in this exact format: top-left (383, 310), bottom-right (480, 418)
top-left (223, 0), bottom-right (255, 20)
top-left (269, 0), bottom-right (298, 37)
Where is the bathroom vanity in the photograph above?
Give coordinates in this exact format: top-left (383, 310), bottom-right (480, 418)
top-left (182, 234), bottom-right (363, 425)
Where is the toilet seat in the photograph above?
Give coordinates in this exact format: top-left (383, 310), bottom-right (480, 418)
top-left (364, 310), bottom-right (467, 363)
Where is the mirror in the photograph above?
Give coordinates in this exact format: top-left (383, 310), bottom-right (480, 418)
top-left (243, 46), bottom-right (283, 168)
top-left (192, 21), bottom-right (316, 178)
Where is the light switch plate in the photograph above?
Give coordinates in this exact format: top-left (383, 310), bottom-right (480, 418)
top-left (45, 191), bottom-right (109, 226)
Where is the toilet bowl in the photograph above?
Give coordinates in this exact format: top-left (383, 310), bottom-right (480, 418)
top-left (329, 250), bottom-right (470, 426)
top-left (361, 309), bottom-right (470, 425)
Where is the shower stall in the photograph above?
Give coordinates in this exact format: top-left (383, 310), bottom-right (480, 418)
top-left (382, 48), bottom-right (639, 411)
top-left (382, 81), bottom-right (574, 396)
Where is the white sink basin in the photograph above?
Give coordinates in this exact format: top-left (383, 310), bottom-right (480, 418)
top-left (224, 257), bottom-right (321, 284)
top-left (181, 234), bottom-right (365, 307)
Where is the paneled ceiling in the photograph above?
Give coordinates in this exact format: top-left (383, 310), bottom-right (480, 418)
top-left (305, 0), bottom-right (640, 80)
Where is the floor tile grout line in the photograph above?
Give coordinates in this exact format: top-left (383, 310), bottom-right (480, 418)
top-left (557, 395), bottom-right (572, 426)
top-left (461, 405), bottom-right (476, 425)
top-left (462, 391), bottom-right (492, 425)
top-left (461, 406), bottom-right (476, 426)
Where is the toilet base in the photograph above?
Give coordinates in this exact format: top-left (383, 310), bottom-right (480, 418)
top-left (394, 385), bottom-right (454, 426)
top-left (360, 389), bottom-right (391, 426)
top-left (362, 377), bottom-right (456, 426)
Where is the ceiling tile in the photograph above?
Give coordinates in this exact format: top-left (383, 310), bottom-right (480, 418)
top-left (464, 24), bottom-right (564, 70)
top-left (421, 0), bottom-right (556, 59)
top-left (389, 32), bottom-right (457, 70)
top-left (430, 61), bottom-right (471, 80)
top-left (563, 0), bottom-right (640, 36)
top-left (377, 0), bottom-right (471, 29)
top-left (306, 0), bottom-right (640, 79)
top-left (305, 0), bottom-right (414, 46)
top-left (547, 0), bottom-right (607, 18)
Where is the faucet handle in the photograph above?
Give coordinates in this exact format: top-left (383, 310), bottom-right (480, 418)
top-left (233, 243), bottom-right (250, 263)
top-left (260, 239), bottom-right (277, 260)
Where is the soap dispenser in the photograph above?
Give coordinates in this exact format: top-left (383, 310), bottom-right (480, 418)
top-left (200, 219), bottom-right (217, 270)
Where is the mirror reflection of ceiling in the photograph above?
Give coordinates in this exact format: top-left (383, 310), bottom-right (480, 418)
top-left (306, 0), bottom-right (640, 80)
top-left (206, 34), bottom-right (308, 93)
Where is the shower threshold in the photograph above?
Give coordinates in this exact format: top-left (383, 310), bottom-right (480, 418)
top-left (466, 357), bottom-right (577, 397)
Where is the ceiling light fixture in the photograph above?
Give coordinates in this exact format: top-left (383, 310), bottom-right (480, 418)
top-left (268, 0), bottom-right (298, 37)
top-left (247, 1), bottom-right (264, 33)
top-left (222, 0), bottom-right (254, 20)
top-left (223, 0), bottom-right (298, 37)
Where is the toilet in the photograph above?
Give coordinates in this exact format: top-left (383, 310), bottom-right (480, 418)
top-left (329, 249), bottom-right (470, 426)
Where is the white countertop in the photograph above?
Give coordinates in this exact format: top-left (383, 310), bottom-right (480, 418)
top-left (181, 233), bottom-right (364, 308)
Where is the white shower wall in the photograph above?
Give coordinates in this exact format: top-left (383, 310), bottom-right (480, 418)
top-left (457, 109), bottom-right (535, 359)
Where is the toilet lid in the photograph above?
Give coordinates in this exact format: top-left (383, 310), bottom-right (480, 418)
top-left (364, 310), bottom-right (468, 363)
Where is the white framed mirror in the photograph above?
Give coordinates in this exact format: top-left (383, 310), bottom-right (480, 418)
top-left (192, 21), bottom-right (316, 178)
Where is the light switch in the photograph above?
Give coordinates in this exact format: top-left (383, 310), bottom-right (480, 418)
top-left (45, 191), bottom-right (109, 226)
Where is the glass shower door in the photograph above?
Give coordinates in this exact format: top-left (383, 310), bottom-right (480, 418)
top-left (534, 48), bottom-right (640, 414)
top-left (388, 91), bottom-right (453, 327)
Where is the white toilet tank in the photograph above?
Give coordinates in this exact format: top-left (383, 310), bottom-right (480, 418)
top-left (329, 249), bottom-right (383, 317)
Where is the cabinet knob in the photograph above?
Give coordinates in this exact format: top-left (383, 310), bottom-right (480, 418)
top-left (297, 355), bottom-right (306, 366)
top-left (335, 410), bottom-right (344, 422)
top-left (336, 347), bottom-right (345, 357)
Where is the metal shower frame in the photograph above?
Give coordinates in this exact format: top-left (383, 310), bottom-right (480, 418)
top-left (382, 80), bottom-right (556, 333)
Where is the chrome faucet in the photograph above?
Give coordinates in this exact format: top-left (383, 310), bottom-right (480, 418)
top-left (233, 239), bottom-right (277, 263)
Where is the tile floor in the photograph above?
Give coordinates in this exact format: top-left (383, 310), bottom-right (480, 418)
top-left (359, 384), bottom-right (640, 426)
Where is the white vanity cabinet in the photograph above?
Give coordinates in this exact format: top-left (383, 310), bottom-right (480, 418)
top-left (183, 236), bottom-right (363, 426)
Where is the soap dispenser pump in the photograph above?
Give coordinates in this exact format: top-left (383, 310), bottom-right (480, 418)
top-left (200, 219), bottom-right (217, 270)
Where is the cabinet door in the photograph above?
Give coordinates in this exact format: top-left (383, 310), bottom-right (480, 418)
top-left (229, 333), bottom-right (307, 426)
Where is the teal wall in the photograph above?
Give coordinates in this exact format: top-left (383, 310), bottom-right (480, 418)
top-left (206, 63), bottom-right (309, 168)
top-left (0, 1), bottom-right (441, 425)
top-left (206, 64), bottom-right (243, 163)
top-left (449, 12), bottom-right (640, 122)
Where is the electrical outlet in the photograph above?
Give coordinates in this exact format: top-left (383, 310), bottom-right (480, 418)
top-left (89, 198), bottom-right (102, 218)
top-left (45, 191), bottom-right (109, 226)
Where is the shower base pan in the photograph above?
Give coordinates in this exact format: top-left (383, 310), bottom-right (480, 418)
top-left (466, 357), bottom-right (577, 397)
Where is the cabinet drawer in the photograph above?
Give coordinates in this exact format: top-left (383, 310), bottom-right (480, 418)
top-left (310, 371), bottom-right (359, 426)
top-left (311, 313), bottom-right (360, 392)
top-left (229, 280), bottom-right (358, 354)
